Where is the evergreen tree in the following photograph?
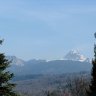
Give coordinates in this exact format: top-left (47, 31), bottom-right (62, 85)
top-left (0, 40), bottom-right (19, 96)
top-left (87, 33), bottom-right (96, 96)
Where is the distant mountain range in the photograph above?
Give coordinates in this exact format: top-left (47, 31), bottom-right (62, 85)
top-left (7, 50), bottom-right (92, 75)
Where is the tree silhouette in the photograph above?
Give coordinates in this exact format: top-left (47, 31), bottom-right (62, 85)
top-left (0, 39), bottom-right (19, 96)
top-left (87, 33), bottom-right (96, 96)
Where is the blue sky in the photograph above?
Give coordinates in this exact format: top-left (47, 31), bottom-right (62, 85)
top-left (0, 0), bottom-right (96, 60)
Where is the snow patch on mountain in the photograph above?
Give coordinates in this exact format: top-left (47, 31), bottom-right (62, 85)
top-left (64, 50), bottom-right (90, 62)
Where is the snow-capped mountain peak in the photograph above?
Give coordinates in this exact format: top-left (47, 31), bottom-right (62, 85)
top-left (64, 50), bottom-right (89, 62)
top-left (6, 56), bottom-right (25, 66)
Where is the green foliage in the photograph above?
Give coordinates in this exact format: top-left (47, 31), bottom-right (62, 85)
top-left (0, 40), bottom-right (20, 96)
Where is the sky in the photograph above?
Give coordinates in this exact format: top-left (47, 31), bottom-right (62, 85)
top-left (0, 0), bottom-right (96, 60)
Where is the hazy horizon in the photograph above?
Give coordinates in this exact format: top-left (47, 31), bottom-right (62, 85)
top-left (0, 0), bottom-right (96, 60)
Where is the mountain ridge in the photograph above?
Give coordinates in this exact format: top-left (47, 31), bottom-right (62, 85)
top-left (7, 50), bottom-right (92, 75)
top-left (7, 50), bottom-right (90, 67)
